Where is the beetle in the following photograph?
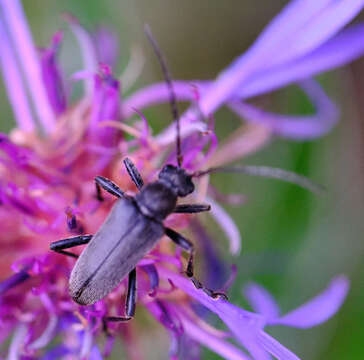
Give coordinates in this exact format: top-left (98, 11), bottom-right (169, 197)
top-left (50, 27), bottom-right (322, 321)
top-left (49, 27), bottom-right (223, 322)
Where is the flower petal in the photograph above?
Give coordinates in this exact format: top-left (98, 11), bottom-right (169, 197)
top-left (179, 311), bottom-right (252, 360)
top-left (40, 31), bottom-right (67, 115)
top-left (207, 197), bottom-right (242, 255)
top-left (233, 80), bottom-right (338, 140)
top-left (243, 283), bottom-right (280, 320)
top-left (269, 275), bottom-right (349, 328)
top-left (257, 331), bottom-right (300, 360)
top-left (1, 0), bottom-right (55, 131)
top-left (238, 23), bottom-right (364, 99)
top-left (66, 14), bottom-right (98, 96)
top-left (267, 0), bottom-right (364, 67)
top-left (0, 19), bottom-right (34, 131)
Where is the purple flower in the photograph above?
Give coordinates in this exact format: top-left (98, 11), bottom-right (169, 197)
top-left (0, 0), bottom-right (360, 359)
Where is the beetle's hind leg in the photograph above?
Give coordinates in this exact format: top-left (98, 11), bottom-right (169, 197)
top-left (106, 268), bottom-right (137, 322)
top-left (174, 204), bottom-right (211, 213)
top-left (165, 228), bottom-right (228, 300)
top-left (123, 157), bottom-right (144, 190)
top-left (95, 176), bottom-right (125, 201)
top-left (50, 235), bottom-right (93, 258)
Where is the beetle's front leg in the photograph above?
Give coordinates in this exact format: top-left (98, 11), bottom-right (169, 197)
top-left (164, 227), bottom-right (227, 300)
top-left (106, 268), bottom-right (137, 322)
top-left (50, 235), bottom-right (93, 258)
top-left (95, 176), bottom-right (125, 201)
top-left (123, 157), bottom-right (144, 190)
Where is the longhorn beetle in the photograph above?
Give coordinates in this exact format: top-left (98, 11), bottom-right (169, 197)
top-left (50, 26), bottom-right (322, 322)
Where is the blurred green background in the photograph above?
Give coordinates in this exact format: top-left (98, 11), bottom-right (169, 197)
top-left (1, 1), bottom-right (364, 359)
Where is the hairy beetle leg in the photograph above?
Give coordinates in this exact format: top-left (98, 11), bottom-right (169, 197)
top-left (173, 203), bottom-right (211, 213)
top-left (50, 235), bottom-right (93, 258)
top-left (103, 268), bottom-right (137, 323)
top-left (95, 176), bottom-right (125, 201)
top-left (123, 157), bottom-right (144, 190)
top-left (190, 277), bottom-right (228, 300)
top-left (165, 227), bottom-right (227, 300)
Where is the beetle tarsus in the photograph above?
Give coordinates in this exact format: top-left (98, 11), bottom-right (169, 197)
top-left (190, 277), bottom-right (228, 300)
top-left (106, 316), bottom-right (132, 322)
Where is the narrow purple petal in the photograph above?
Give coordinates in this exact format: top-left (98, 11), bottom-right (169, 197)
top-left (89, 65), bottom-right (121, 146)
top-left (267, 0), bottom-right (364, 67)
top-left (238, 23), bottom-right (364, 99)
top-left (268, 275), bottom-right (349, 329)
top-left (66, 14), bottom-right (98, 95)
top-left (179, 311), bottom-right (252, 360)
top-left (92, 27), bottom-right (119, 69)
top-left (0, 19), bottom-right (34, 131)
top-left (243, 283), bottom-right (280, 320)
top-left (121, 45), bottom-right (145, 92)
top-left (40, 31), bottom-right (67, 115)
top-left (257, 331), bottom-right (300, 360)
top-left (0, 269), bottom-right (30, 295)
top-left (122, 81), bottom-right (201, 118)
top-left (1, 0), bottom-right (55, 132)
top-left (8, 324), bottom-right (27, 360)
top-left (232, 79), bottom-right (338, 140)
top-left (249, 0), bottom-right (332, 60)
top-left (141, 264), bottom-right (159, 295)
top-left (207, 197), bottom-right (242, 255)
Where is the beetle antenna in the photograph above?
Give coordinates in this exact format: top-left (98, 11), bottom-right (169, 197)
top-left (144, 25), bottom-right (182, 167)
top-left (192, 165), bottom-right (324, 194)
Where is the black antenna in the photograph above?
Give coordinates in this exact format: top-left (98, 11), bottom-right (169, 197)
top-left (144, 25), bottom-right (182, 167)
top-left (192, 165), bottom-right (324, 194)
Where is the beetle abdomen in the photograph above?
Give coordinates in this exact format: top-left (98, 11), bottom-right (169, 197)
top-left (69, 198), bottom-right (163, 305)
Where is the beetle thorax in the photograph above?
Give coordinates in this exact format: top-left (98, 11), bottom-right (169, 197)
top-left (135, 182), bottom-right (177, 221)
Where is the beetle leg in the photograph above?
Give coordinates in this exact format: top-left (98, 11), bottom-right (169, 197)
top-left (164, 227), bottom-right (228, 300)
top-left (173, 203), bottom-right (211, 213)
top-left (123, 157), bottom-right (144, 190)
top-left (50, 235), bottom-right (93, 258)
top-left (105, 268), bottom-right (137, 322)
top-left (95, 176), bottom-right (125, 201)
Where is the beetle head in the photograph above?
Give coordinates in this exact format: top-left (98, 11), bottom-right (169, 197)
top-left (158, 164), bottom-right (194, 197)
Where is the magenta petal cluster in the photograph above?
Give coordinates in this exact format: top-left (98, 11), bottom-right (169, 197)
top-left (0, 0), bottom-right (360, 359)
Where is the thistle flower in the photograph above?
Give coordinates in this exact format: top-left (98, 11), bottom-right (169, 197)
top-left (0, 0), bottom-right (362, 359)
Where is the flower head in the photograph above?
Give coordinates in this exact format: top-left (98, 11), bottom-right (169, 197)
top-left (0, 0), bottom-right (362, 359)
